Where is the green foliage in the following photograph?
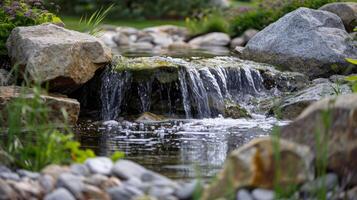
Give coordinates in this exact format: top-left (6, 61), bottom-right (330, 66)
top-left (345, 58), bottom-right (357, 93)
top-left (0, 67), bottom-right (95, 171)
top-left (185, 10), bottom-right (230, 36)
top-left (230, 0), bottom-right (342, 36)
top-left (110, 151), bottom-right (125, 162)
top-left (79, 4), bottom-right (114, 36)
top-left (0, 0), bottom-right (62, 55)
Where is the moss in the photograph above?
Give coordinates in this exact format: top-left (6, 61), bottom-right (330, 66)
top-left (224, 102), bottom-right (251, 119)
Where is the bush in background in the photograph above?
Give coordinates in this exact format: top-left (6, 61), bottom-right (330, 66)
top-left (0, 0), bottom-right (62, 55)
top-left (186, 10), bottom-right (230, 36)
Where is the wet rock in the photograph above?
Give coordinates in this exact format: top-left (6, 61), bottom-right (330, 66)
top-left (0, 86), bottom-right (80, 125)
top-left (251, 189), bottom-right (274, 200)
top-left (300, 173), bottom-right (339, 196)
top-left (189, 32), bottom-right (230, 47)
top-left (0, 69), bottom-right (13, 86)
top-left (6, 24), bottom-right (112, 93)
top-left (236, 189), bottom-right (253, 200)
top-left (280, 94), bottom-right (357, 186)
top-left (107, 185), bottom-right (144, 200)
top-left (242, 8), bottom-right (357, 78)
top-left (319, 2), bottom-right (357, 32)
top-left (70, 164), bottom-right (91, 176)
top-left (274, 82), bottom-right (351, 120)
top-left (85, 157), bottom-right (113, 175)
top-left (44, 188), bottom-right (76, 200)
top-left (0, 179), bottom-right (17, 199)
top-left (201, 138), bottom-right (314, 200)
top-left (224, 103), bottom-right (251, 119)
top-left (56, 173), bottom-right (84, 199)
top-left (136, 112), bottom-right (166, 122)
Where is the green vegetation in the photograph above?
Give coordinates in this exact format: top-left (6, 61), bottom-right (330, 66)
top-left (62, 16), bottom-right (185, 32)
top-left (0, 0), bottom-right (62, 55)
top-left (345, 58), bottom-right (357, 92)
top-left (78, 4), bottom-right (114, 36)
top-left (185, 10), bottom-right (230, 36)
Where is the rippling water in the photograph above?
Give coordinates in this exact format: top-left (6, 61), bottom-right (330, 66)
top-left (76, 115), bottom-right (289, 180)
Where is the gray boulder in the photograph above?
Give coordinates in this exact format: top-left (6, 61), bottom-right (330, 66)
top-left (274, 81), bottom-right (351, 120)
top-left (242, 8), bottom-right (357, 78)
top-left (320, 2), bottom-right (357, 32)
top-left (6, 24), bottom-right (112, 93)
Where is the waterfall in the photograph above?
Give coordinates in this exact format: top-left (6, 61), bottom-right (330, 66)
top-left (101, 68), bottom-right (132, 120)
top-left (99, 57), bottom-right (267, 120)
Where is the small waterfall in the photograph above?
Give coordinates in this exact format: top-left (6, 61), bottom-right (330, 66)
top-left (138, 80), bottom-right (153, 112)
top-left (101, 68), bottom-right (132, 120)
top-left (99, 57), bottom-right (268, 120)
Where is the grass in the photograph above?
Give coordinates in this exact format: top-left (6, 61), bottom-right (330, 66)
top-left (61, 16), bottom-right (185, 32)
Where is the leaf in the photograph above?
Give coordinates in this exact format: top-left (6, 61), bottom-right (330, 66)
top-left (345, 76), bottom-right (357, 82)
top-left (111, 151), bottom-right (125, 162)
top-left (353, 83), bottom-right (357, 93)
top-left (346, 58), bottom-right (357, 65)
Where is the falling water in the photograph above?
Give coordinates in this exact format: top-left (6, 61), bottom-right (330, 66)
top-left (100, 57), bottom-right (267, 120)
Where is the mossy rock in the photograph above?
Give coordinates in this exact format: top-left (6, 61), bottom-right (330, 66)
top-left (224, 102), bottom-right (251, 119)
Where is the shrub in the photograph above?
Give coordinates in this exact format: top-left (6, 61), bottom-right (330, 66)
top-left (0, 0), bottom-right (62, 55)
top-left (186, 10), bottom-right (230, 36)
top-left (230, 0), bottom-right (343, 36)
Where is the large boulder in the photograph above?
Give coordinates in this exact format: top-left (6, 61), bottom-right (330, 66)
top-left (6, 24), bottom-right (112, 94)
top-left (242, 8), bottom-right (357, 78)
top-left (274, 80), bottom-right (351, 120)
top-left (0, 86), bottom-right (80, 125)
top-left (201, 138), bottom-right (314, 200)
top-left (280, 94), bottom-right (357, 186)
top-left (319, 2), bottom-right (357, 32)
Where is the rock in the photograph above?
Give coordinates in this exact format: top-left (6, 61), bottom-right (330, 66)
top-left (70, 164), bottom-right (91, 176)
top-left (98, 31), bottom-right (117, 47)
top-left (148, 32), bottom-right (173, 47)
top-left (107, 185), bottom-right (144, 200)
top-left (236, 189), bottom-right (253, 200)
top-left (17, 169), bottom-right (40, 180)
top-left (0, 69), bottom-right (14, 86)
top-left (85, 157), bottom-right (113, 175)
top-left (6, 24), bottom-right (112, 93)
top-left (189, 32), bottom-right (230, 47)
top-left (201, 138), bottom-right (314, 200)
top-left (174, 180), bottom-right (199, 200)
top-left (148, 186), bottom-right (175, 198)
top-left (242, 29), bottom-right (259, 43)
top-left (320, 2), bottom-right (357, 32)
top-left (168, 41), bottom-right (192, 49)
top-left (0, 172), bottom-right (20, 181)
top-left (136, 112), bottom-right (166, 122)
top-left (347, 186), bottom-right (357, 200)
top-left (224, 103), bottom-right (251, 119)
top-left (83, 184), bottom-right (110, 200)
top-left (0, 179), bottom-right (17, 199)
top-left (9, 180), bottom-right (42, 199)
top-left (251, 189), bottom-right (274, 200)
top-left (130, 42), bottom-right (155, 49)
top-left (300, 173), bottom-right (339, 195)
top-left (113, 32), bottom-right (131, 46)
top-left (0, 165), bottom-right (11, 173)
top-left (280, 94), bottom-right (357, 186)
top-left (56, 173), bottom-right (84, 199)
top-left (102, 177), bottom-right (122, 189)
top-left (143, 25), bottom-right (189, 40)
top-left (274, 81), bottom-right (351, 119)
top-left (242, 8), bottom-right (357, 78)
top-left (84, 174), bottom-right (109, 187)
top-left (230, 37), bottom-right (245, 49)
top-left (39, 174), bottom-right (56, 194)
top-left (0, 86), bottom-right (80, 125)
top-left (44, 188), bottom-right (76, 200)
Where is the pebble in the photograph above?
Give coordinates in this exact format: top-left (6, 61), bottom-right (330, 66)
top-left (39, 174), bottom-right (55, 193)
top-left (113, 160), bottom-right (147, 180)
top-left (84, 174), bottom-right (109, 187)
top-left (0, 172), bottom-right (20, 181)
top-left (44, 188), bottom-right (76, 200)
top-left (236, 189), bottom-right (253, 200)
top-left (107, 185), bottom-right (144, 200)
top-left (70, 163), bottom-right (91, 176)
top-left (149, 186), bottom-right (175, 198)
top-left (252, 189), bottom-right (274, 200)
top-left (85, 157), bottom-right (113, 175)
top-left (17, 169), bottom-right (40, 180)
top-left (56, 173), bottom-right (84, 199)
top-left (0, 165), bottom-right (11, 173)
top-left (42, 165), bottom-right (70, 179)
top-left (83, 184), bottom-right (110, 200)
top-left (0, 178), bottom-right (17, 199)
